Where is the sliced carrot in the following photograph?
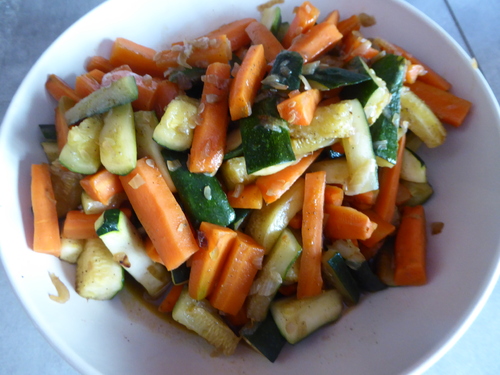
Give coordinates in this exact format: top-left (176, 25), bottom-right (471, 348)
top-left (80, 169), bottom-right (124, 205)
top-left (54, 96), bottom-right (76, 152)
top-left (373, 135), bottom-right (406, 223)
top-left (204, 18), bottom-right (256, 51)
top-left (394, 205), bottom-right (427, 285)
top-left (345, 189), bottom-right (379, 210)
top-left (227, 184), bottom-right (263, 209)
top-left (133, 75), bottom-right (159, 112)
top-left (229, 44), bottom-right (267, 121)
top-left (324, 205), bottom-right (377, 241)
top-left (323, 9), bottom-right (340, 25)
top-left (154, 80), bottom-right (182, 119)
top-left (119, 157), bottom-right (199, 271)
top-left (396, 182), bottom-right (412, 206)
top-left (62, 211), bottom-right (99, 240)
top-left (297, 171), bottom-right (326, 299)
top-left (209, 231), bottom-right (265, 315)
top-left (45, 74), bottom-right (81, 103)
top-left (324, 184), bottom-right (344, 206)
top-left (341, 31), bottom-right (380, 62)
top-left (255, 150), bottom-right (321, 204)
top-left (155, 35), bottom-right (232, 71)
top-left (224, 305), bottom-right (249, 327)
top-left (277, 88), bottom-right (321, 126)
top-left (359, 209), bottom-right (396, 249)
top-left (74, 72), bottom-right (101, 98)
top-left (85, 55), bottom-right (115, 73)
top-left (288, 21), bottom-right (343, 63)
top-left (330, 141), bottom-right (345, 155)
top-left (144, 236), bottom-right (164, 265)
top-left (407, 80), bottom-right (472, 127)
top-left (336, 14), bottom-right (361, 36)
top-left (281, 1), bottom-right (321, 48)
top-left (245, 21), bottom-right (284, 62)
top-left (31, 164), bottom-right (61, 256)
top-left (288, 211), bottom-right (303, 229)
top-left (87, 69), bottom-right (105, 84)
top-left (188, 62), bottom-right (231, 174)
top-left (405, 63), bottom-right (426, 85)
top-left (188, 222), bottom-right (237, 300)
top-left (109, 37), bottom-right (164, 77)
top-left (158, 284), bottom-right (184, 313)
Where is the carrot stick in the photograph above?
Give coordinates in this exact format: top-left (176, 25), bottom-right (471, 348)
top-left (255, 150), bottom-right (321, 204)
top-left (288, 211), bottom-right (303, 229)
top-left (31, 164), bottom-right (61, 256)
top-left (323, 9), bottom-right (340, 25)
top-left (209, 231), bottom-right (265, 315)
top-left (133, 75), bottom-right (159, 112)
top-left (158, 284), bottom-right (184, 313)
top-left (324, 205), bottom-right (378, 240)
top-left (277, 88), bottom-right (322, 126)
top-left (324, 184), bottom-right (344, 206)
top-left (204, 18), bottom-right (256, 51)
top-left (359, 209), bottom-right (396, 248)
top-left (297, 171), bottom-right (326, 299)
top-left (229, 44), bottom-right (267, 121)
top-left (155, 35), bottom-right (232, 71)
top-left (341, 31), bottom-right (380, 62)
top-left (54, 96), bottom-right (76, 152)
top-left (80, 169), bottom-right (125, 205)
top-left (85, 56), bottom-right (115, 73)
top-left (288, 21), bottom-right (343, 63)
top-left (188, 62), bottom-right (231, 174)
top-left (188, 222), bottom-right (238, 300)
top-left (245, 21), bottom-right (284, 62)
top-left (373, 37), bottom-right (452, 91)
top-left (45, 74), bottom-right (81, 103)
top-left (62, 211), bottom-right (99, 240)
top-left (393, 205), bottom-right (427, 286)
top-left (373, 135), bottom-right (406, 223)
top-left (74, 72), bottom-right (101, 98)
top-left (407, 80), bottom-right (472, 127)
top-left (224, 305), bottom-right (249, 327)
top-left (154, 80), bottom-right (182, 119)
top-left (227, 184), bottom-right (263, 209)
top-left (336, 14), bottom-right (361, 36)
top-left (345, 189), bottom-right (379, 210)
top-left (87, 69), bottom-right (105, 84)
top-left (281, 1), bottom-right (321, 48)
top-left (109, 37), bottom-right (164, 77)
top-left (119, 157), bottom-right (199, 271)
top-left (144, 236), bottom-right (164, 265)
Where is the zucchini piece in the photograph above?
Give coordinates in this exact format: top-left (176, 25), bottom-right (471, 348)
top-left (95, 209), bottom-right (170, 297)
top-left (228, 208), bottom-right (252, 231)
top-left (224, 128), bottom-right (243, 160)
top-left (270, 289), bottom-right (343, 345)
top-left (400, 87), bottom-right (446, 148)
top-left (65, 76), bottom-right (138, 125)
top-left (99, 103), bottom-right (137, 175)
top-left (241, 312), bottom-right (287, 362)
top-left (153, 95), bottom-right (199, 151)
top-left (400, 148), bottom-right (427, 183)
top-left (291, 137), bottom-right (337, 158)
top-left (75, 238), bottom-right (124, 300)
top-left (220, 156), bottom-right (257, 190)
top-left (263, 51), bottom-right (303, 91)
top-left (247, 228), bottom-right (302, 322)
top-left (171, 262), bottom-right (190, 285)
top-left (374, 237), bottom-right (397, 287)
top-left (49, 160), bottom-right (84, 218)
top-left (39, 124), bottom-right (57, 141)
top-left (321, 250), bottom-right (361, 305)
top-left (260, 5), bottom-right (282, 36)
top-left (400, 180), bottom-right (434, 206)
top-left (305, 66), bottom-right (371, 90)
top-left (240, 114), bottom-right (295, 175)
top-left (41, 141), bottom-right (59, 163)
top-left (341, 99), bottom-right (379, 195)
top-left (370, 115), bottom-right (399, 167)
top-left (172, 288), bottom-right (240, 356)
top-left (59, 238), bottom-right (84, 264)
top-left (162, 149), bottom-right (235, 227)
top-left (59, 116), bottom-right (103, 174)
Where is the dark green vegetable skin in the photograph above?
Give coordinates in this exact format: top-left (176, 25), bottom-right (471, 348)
top-left (242, 313), bottom-right (287, 363)
top-left (323, 252), bottom-right (361, 305)
top-left (265, 50), bottom-right (304, 91)
top-left (305, 66), bottom-right (371, 89)
top-left (95, 209), bottom-right (121, 236)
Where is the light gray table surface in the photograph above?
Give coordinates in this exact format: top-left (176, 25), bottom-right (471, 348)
top-left (1, 0), bottom-right (499, 374)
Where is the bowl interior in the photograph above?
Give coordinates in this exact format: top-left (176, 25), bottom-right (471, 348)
top-left (1, 0), bottom-right (500, 374)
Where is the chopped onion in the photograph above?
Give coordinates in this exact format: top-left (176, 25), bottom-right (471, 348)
top-left (48, 273), bottom-right (70, 304)
top-left (204, 185), bottom-right (212, 200)
top-left (167, 159), bottom-right (181, 172)
top-left (128, 173), bottom-right (145, 189)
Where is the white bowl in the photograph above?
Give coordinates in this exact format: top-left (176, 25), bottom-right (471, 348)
top-left (1, 0), bottom-right (500, 374)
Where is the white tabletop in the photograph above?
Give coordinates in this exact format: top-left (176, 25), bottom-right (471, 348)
top-left (0, 0), bottom-right (499, 374)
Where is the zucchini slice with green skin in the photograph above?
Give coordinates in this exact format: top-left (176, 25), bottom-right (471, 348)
top-left (305, 66), bottom-right (371, 90)
top-left (39, 124), bottom-right (57, 141)
top-left (400, 180), bottom-right (434, 206)
top-left (65, 75), bottom-right (138, 125)
top-left (400, 148), bottom-right (427, 183)
top-left (41, 141), bottom-right (59, 163)
top-left (171, 262), bottom-right (190, 285)
top-left (95, 209), bottom-right (170, 297)
top-left (99, 102), bottom-right (137, 176)
top-left (241, 312), bottom-right (287, 362)
top-left (247, 228), bottom-right (302, 322)
top-left (322, 250), bottom-right (361, 305)
top-left (260, 5), bottom-right (282, 36)
top-left (370, 115), bottom-right (399, 167)
top-left (263, 50), bottom-right (303, 91)
top-left (59, 238), bottom-right (84, 264)
top-left (307, 158), bottom-right (350, 187)
top-left (59, 116), bottom-right (104, 174)
top-left (270, 289), bottom-right (343, 345)
top-left (75, 238), bottom-right (124, 300)
top-left (220, 156), bottom-right (257, 190)
top-left (172, 288), bottom-right (240, 356)
top-left (162, 149), bottom-right (235, 227)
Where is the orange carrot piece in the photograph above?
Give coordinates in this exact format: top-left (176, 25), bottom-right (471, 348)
top-left (109, 37), bottom-right (164, 77)
top-left (188, 62), bottom-right (231, 174)
top-left (336, 14), bottom-right (361, 36)
top-left (209, 231), bottom-right (265, 315)
top-left (224, 305), bottom-right (249, 327)
top-left (297, 171), bottom-right (326, 299)
top-left (158, 284), bottom-right (184, 313)
top-left (408, 80), bottom-right (472, 127)
top-left (255, 150), bottom-right (321, 204)
top-left (229, 44), bottom-right (267, 121)
top-left (374, 38), bottom-right (451, 91)
top-left (345, 189), bottom-right (379, 210)
top-left (330, 141), bottom-right (345, 155)
top-left (154, 80), bottom-right (182, 119)
top-left (396, 182), bottom-right (412, 206)
top-left (133, 75), bottom-right (159, 112)
top-left (245, 21), bottom-right (284, 62)
top-left (227, 184), bottom-right (263, 209)
top-left (405, 63), bottom-right (426, 85)
top-left (86, 55), bottom-right (115, 73)
top-left (45, 74), bottom-right (81, 103)
top-left (323, 9), bottom-right (340, 25)
top-left (80, 169), bottom-right (124, 205)
top-left (277, 88), bottom-right (321, 126)
top-left (155, 35), bottom-right (232, 71)
top-left (62, 211), bottom-right (99, 240)
top-left (324, 184), bottom-right (344, 206)
top-left (394, 205), bottom-right (427, 286)
top-left (54, 96), bottom-right (75, 152)
top-left (288, 21), bottom-right (343, 63)
top-left (188, 222), bottom-right (238, 300)
top-left (87, 69), bottom-right (105, 84)
top-left (75, 72), bottom-right (101, 98)
top-left (144, 236), bottom-right (164, 265)
top-left (31, 164), bottom-right (61, 256)
top-left (281, 1), bottom-right (321, 48)
top-left (288, 211), bottom-right (303, 230)
top-left (120, 157), bottom-right (199, 271)
top-left (359, 209), bottom-right (396, 248)
top-left (374, 135), bottom-right (406, 223)
top-left (204, 18), bottom-right (256, 51)
top-left (324, 205), bottom-right (378, 241)
top-left (341, 31), bottom-right (380, 62)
